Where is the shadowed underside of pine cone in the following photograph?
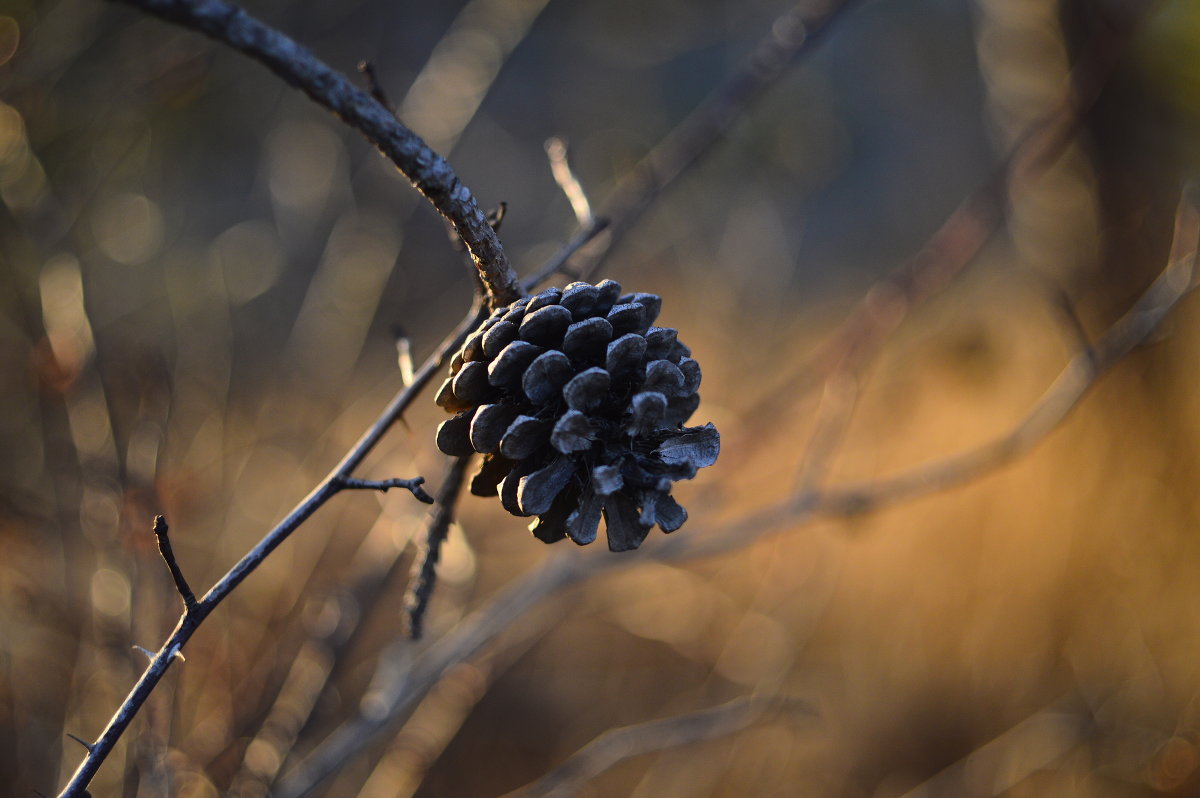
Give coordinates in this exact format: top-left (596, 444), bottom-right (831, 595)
top-left (435, 279), bottom-right (719, 551)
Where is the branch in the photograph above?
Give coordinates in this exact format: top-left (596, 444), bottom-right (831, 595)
top-left (107, 0), bottom-right (522, 308)
top-left (151, 515), bottom-right (196, 612)
top-left (55, 303), bottom-right (485, 797)
top-left (403, 455), bottom-right (471, 639)
top-left (332, 476), bottom-right (433, 504)
top-left (545, 137), bottom-right (593, 226)
top-left (501, 696), bottom-right (816, 798)
top-left (812, 193), bottom-right (1200, 517)
top-left (574, 0), bottom-right (861, 282)
top-left (739, 0), bottom-right (1144, 434)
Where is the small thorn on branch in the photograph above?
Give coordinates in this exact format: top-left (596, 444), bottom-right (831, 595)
top-left (66, 733), bottom-right (94, 753)
top-left (335, 476), bottom-right (435, 504)
top-left (153, 515), bottom-right (197, 612)
top-left (132, 644), bottom-right (186, 664)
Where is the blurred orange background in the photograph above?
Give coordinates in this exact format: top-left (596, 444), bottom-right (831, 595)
top-left (3, 0), bottom-right (1200, 796)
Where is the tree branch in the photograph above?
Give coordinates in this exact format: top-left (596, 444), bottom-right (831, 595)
top-left (107, 0), bottom-right (523, 308)
top-left (332, 476), bottom-right (433, 503)
top-left (54, 303), bottom-right (485, 797)
top-left (575, 0), bottom-right (861, 283)
top-left (403, 454), bottom-right (471, 639)
top-left (502, 696), bottom-right (816, 798)
top-left (151, 515), bottom-right (196, 612)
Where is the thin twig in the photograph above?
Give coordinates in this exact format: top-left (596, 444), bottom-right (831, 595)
top-left (107, 0), bottom-right (522, 308)
top-left (394, 328), bottom-right (415, 387)
top-left (502, 696), bottom-right (816, 798)
top-left (151, 515), bottom-right (197, 611)
top-left (403, 455), bottom-right (471, 639)
top-left (740, 0), bottom-right (1144, 435)
top-left (576, 0), bottom-right (861, 283)
top-left (356, 60), bottom-right (393, 113)
top-left (333, 476), bottom-right (433, 503)
top-left (812, 195), bottom-right (1199, 519)
top-left (55, 304), bottom-right (485, 798)
top-left (545, 137), bottom-right (593, 226)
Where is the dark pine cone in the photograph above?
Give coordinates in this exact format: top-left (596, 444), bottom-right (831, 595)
top-left (435, 280), bottom-right (720, 551)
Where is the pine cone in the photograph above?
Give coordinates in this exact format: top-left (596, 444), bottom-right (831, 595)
top-left (434, 280), bottom-right (720, 551)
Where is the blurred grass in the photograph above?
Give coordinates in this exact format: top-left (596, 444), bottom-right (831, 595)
top-left (3, 0), bottom-right (1200, 797)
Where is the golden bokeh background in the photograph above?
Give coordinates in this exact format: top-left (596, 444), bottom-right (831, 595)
top-left (3, 0), bottom-right (1200, 796)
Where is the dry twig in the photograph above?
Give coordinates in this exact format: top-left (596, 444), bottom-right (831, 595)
top-left (502, 696), bottom-right (817, 798)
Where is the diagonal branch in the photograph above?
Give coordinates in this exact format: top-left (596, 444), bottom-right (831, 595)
top-left (106, 0), bottom-right (523, 308)
top-left (54, 303), bottom-right (486, 798)
top-left (403, 454), bottom-right (472, 639)
top-left (574, 0), bottom-right (861, 283)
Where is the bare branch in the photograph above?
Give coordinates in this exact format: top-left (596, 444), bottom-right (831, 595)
top-left (814, 194), bottom-right (1200, 519)
top-left (741, 1), bottom-right (1142, 432)
top-left (333, 476), bottom-right (434, 504)
top-left (55, 302), bottom-right (485, 797)
top-left (394, 328), bottom-right (415, 387)
top-left (577, 0), bottom-right (861, 282)
top-left (403, 455), bottom-right (471, 639)
top-left (151, 515), bottom-right (196, 611)
top-left (545, 137), bottom-right (593, 226)
top-left (502, 696), bottom-right (817, 798)
top-left (106, 0), bottom-right (522, 308)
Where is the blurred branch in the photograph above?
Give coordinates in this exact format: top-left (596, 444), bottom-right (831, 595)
top-left (545, 137), bottom-right (594, 227)
top-left (403, 455), bottom-right (471, 639)
top-left (811, 192), bottom-right (1200, 518)
top-left (106, 0), bottom-right (522, 308)
top-left (742, 0), bottom-right (1149, 437)
top-left (501, 696), bottom-right (817, 798)
top-left (576, 0), bottom-right (861, 282)
top-left (54, 302), bottom-right (487, 797)
top-left (897, 694), bottom-right (1092, 798)
top-left (277, 189), bottom-right (1200, 797)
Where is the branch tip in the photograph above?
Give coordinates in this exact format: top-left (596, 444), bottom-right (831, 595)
top-left (152, 515), bottom-right (198, 611)
top-left (334, 476), bottom-right (434, 504)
